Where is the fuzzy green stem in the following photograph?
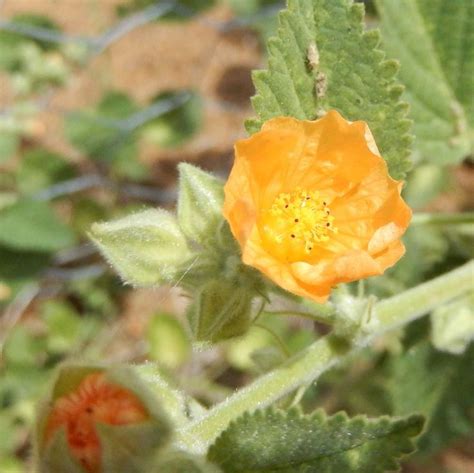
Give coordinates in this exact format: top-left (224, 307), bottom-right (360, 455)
top-left (412, 212), bottom-right (474, 226)
top-left (176, 260), bottom-right (474, 453)
top-left (264, 309), bottom-right (335, 325)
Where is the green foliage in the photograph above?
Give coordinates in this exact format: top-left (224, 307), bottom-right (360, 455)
top-left (227, 0), bottom-right (282, 16)
top-left (89, 208), bottom-right (191, 286)
top-left (0, 13), bottom-right (60, 74)
top-left (65, 91), bottom-right (202, 178)
top-left (147, 313), bottom-right (191, 368)
top-left (0, 199), bottom-right (75, 252)
top-left (388, 338), bottom-right (474, 454)
top-left (116, 0), bottom-right (216, 20)
top-left (0, 133), bottom-right (19, 164)
top-left (64, 91), bottom-right (145, 179)
top-left (247, 0), bottom-right (412, 179)
top-left (0, 247), bottom-right (51, 295)
top-left (367, 224), bottom-right (451, 298)
top-left (431, 293), bottom-right (474, 355)
top-left (376, 0), bottom-right (473, 164)
top-left (177, 163), bottom-right (224, 247)
top-left (403, 164), bottom-right (447, 210)
top-left (208, 407), bottom-right (424, 472)
top-left (143, 91), bottom-right (202, 148)
top-left (40, 300), bottom-right (98, 355)
top-left (15, 148), bottom-right (75, 194)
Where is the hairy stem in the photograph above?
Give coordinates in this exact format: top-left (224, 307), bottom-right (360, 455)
top-left (412, 212), bottom-right (474, 226)
top-left (176, 260), bottom-right (474, 453)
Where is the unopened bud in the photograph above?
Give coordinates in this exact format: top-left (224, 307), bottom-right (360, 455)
top-left (177, 163), bottom-right (224, 247)
top-left (89, 208), bottom-right (191, 287)
top-left (187, 279), bottom-right (254, 343)
top-left (36, 364), bottom-right (171, 473)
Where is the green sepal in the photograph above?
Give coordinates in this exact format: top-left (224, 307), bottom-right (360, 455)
top-left (431, 293), bottom-right (474, 355)
top-left (135, 364), bottom-right (207, 427)
top-left (331, 292), bottom-right (379, 339)
top-left (39, 429), bottom-right (85, 473)
top-left (154, 452), bottom-right (222, 473)
top-left (177, 163), bottom-right (224, 247)
top-left (89, 208), bottom-right (191, 286)
top-left (187, 279), bottom-right (254, 343)
top-left (98, 422), bottom-right (170, 473)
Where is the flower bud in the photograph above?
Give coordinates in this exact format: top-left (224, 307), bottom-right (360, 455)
top-left (187, 279), bottom-right (254, 343)
top-left (35, 364), bottom-right (172, 473)
top-left (89, 208), bottom-right (191, 286)
top-left (177, 163), bottom-right (224, 247)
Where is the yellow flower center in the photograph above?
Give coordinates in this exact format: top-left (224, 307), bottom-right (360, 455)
top-left (268, 189), bottom-right (337, 253)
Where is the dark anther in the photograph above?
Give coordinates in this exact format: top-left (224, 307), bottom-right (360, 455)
top-left (294, 219), bottom-right (299, 222)
top-left (291, 234), bottom-right (295, 238)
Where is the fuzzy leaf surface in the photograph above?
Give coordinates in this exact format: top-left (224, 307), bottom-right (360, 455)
top-left (431, 293), bottom-right (474, 355)
top-left (247, 0), bottom-right (412, 178)
top-left (389, 339), bottom-right (474, 454)
top-left (0, 199), bottom-right (75, 252)
top-left (208, 407), bottom-right (423, 472)
top-left (89, 209), bottom-right (191, 286)
top-left (377, 0), bottom-right (473, 164)
top-left (177, 163), bottom-right (224, 246)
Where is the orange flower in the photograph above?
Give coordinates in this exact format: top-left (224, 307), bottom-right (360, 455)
top-left (223, 110), bottom-right (411, 303)
top-left (44, 372), bottom-right (148, 473)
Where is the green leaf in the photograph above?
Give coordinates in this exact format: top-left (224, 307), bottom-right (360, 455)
top-left (142, 91), bottom-right (202, 148)
top-left (64, 91), bottom-right (145, 179)
top-left (227, 0), bottom-right (282, 17)
top-left (0, 199), bottom-right (75, 252)
top-left (376, 0), bottom-right (473, 165)
top-left (89, 208), bottom-right (191, 286)
top-left (388, 339), bottom-right (474, 454)
top-left (15, 148), bottom-right (75, 194)
top-left (177, 164), bottom-right (224, 246)
top-left (0, 14), bottom-right (60, 59)
top-left (41, 300), bottom-right (98, 354)
top-left (431, 293), bottom-right (474, 355)
top-left (247, 0), bottom-right (412, 179)
top-left (3, 325), bottom-right (46, 366)
top-left (147, 313), bottom-right (191, 368)
top-left (208, 407), bottom-right (424, 472)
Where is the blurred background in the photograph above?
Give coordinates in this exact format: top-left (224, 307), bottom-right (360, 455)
top-left (0, 1), bottom-right (472, 472)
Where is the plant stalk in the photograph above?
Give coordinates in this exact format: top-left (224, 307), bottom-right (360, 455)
top-left (412, 212), bottom-right (474, 226)
top-left (176, 260), bottom-right (474, 453)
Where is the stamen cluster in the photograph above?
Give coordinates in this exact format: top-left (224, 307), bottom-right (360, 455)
top-left (269, 189), bottom-right (337, 253)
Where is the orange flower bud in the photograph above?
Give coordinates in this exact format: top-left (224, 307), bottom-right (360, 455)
top-left (223, 111), bottom-right (411, 302)
top-left (43, 372), bottom-right (147, 473)
top-left (37, 365), bottom-right (171, 473)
